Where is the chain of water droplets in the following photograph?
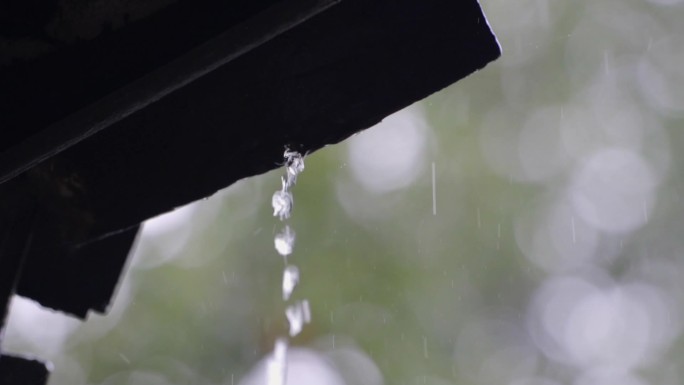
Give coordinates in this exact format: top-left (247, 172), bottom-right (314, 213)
top-left (267, 149), bottom-right (311, 385)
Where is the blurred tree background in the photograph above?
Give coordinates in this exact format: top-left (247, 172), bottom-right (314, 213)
top-left (5, 0), bottom-right (684, 384)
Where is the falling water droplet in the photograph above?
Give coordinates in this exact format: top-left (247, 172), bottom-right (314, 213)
top-left (274, 226), bottom-right (296, 256)
top-left (423, 336), bottom-right (429, 359)
top-left (285, 150), bottom-right (305, 172)
top-left (643, 200), bottom-right (649, 223)
top-left (431, 161), bottom-right (437, 216)
top-left (286, 300), bottom-right (312, 337)
top-left (571, 215), bottom-right (576, 244)
top-left (282, 265), bottom-right (300, 301)
top-left (267, 338), bottom-right (288, 385)
top-left (272, 190), bottom-right (293, 220)
top-left (284, 150), bottom-right (305, 188)
top-left (267, 149), bottom-right (310, 385)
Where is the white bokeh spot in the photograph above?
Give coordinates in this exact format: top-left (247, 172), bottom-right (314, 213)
top-left (347, 107), bottom-right (428, 194)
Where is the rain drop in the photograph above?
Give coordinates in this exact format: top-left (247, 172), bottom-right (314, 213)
top-left (274, 226), bottom-right (295, 256)
top-left (286, 300), bottom-right (312, 337)
top-left (267, 338), bottom-right (288, 385)
top-left (282, 265), bottom-right (300, 301)
top-left (272, 190), bottom-right (293, 220)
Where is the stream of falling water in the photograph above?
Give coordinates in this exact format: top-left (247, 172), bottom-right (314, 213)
top-left (267, 148), bottom-right (310, 385)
